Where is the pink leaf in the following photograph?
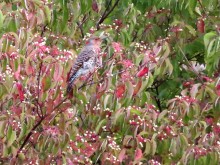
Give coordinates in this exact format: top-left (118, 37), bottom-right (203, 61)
top-left (135, 148), bottom-right (143, 160)
top-left (25, 58), bottom-right (34, 75)
top-left (121, 60), bottom-right (133, 68)
top-left (53, 63), bottom-right (63, 81)
top-left (121, 71), bottom-right (130, 81)
top-left (14, 65), bottom-right (21, 80)
top-left (118, 149), bottom-right (126, 162)
top-left (115, 84), bottom-right (125, 98)
top-left (16, 82), bottom-right (25, 101)
top-left (137, 67), bottom-right (149, 77)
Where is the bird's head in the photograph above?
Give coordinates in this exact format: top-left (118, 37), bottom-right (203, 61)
top-left (86, 36), bottom-right (102, 46)
top-left (86, 35), bottom-right (107, 46)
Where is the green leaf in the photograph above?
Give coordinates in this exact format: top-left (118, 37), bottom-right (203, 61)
top-left (44, 6), bottom-right (51, 23)
top-left (185, 24), bottom-right (196, 36)
top-left (18, 123), bottom-right (27, 141)
top-left (42, 76), bottom-right (51, 92)
top-left (157, 110), bottom-right (168, 123)
top-left (130, 108), bottom-right (142, 116)
top-left (144, 139), bottom-right (151, 155)
top-left (0, 121), bottom-right (6, 138)
top-left (0, 10), bottom-right (5, 30)
top-left (18, 153), bottom-right (25, 160)
top-left (204, 32), bottom-right (217, 48)
top-left (188, 0), bottom-right (197, 16)
top-left (95, 119), bottom-right (107, 133)
top-left (151, 139), bottom-right (157, 155)
top-left (7, 125), bottom-right (16, 146)
top-left (0, 84), bottom-right (7, 99)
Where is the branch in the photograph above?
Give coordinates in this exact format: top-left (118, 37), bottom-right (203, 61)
top-left (96, 0), bottom-right (120, 30)
top-left (78, 69), bottom-right (129, 90)
top-left (77, 22), bottom-right (84, 38)
top-left (36, 62), bottom-right (43, 118)
top-left (77, 14), bottom-right (89, 38)
top-left (15, 97), bottom-right (68, 158)
top-left (154, 85), bottom-right (162, 112)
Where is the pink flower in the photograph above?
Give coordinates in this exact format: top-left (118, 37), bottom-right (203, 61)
top-left (137, 67), bottom-right (149, 77)
top-left (112, 42), bottom-right (122, 53)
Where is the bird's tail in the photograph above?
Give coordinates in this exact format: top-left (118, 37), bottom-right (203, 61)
top-left (66, 73), bottom-right (79, 94)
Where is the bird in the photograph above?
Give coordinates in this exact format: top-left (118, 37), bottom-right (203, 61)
top-left (66, 36), bottom-right (105, 93)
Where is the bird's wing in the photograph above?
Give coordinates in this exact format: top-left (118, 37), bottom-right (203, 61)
top-left (67, 48), bottom-right (96, 81)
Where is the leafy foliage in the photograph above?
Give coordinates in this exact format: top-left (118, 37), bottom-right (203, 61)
top-left (0, 0), bottom-right (220, 164)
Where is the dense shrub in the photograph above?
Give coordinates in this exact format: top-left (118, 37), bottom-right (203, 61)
top-left (0, 0), bottom-right (220, 164)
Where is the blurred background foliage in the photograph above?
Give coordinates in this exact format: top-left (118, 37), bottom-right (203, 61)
top-left (0, 0), bottom-right (220, 164)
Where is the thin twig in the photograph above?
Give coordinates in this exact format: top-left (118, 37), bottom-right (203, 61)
top-left (77, 22), bottom-right (84, 38)
top-left (96, 0), bottom-right (120, 30)
top-left (155, 85), bottom-right (162, 112)
top-left (77, 14), bottom-right (90, 38)
top-left (15, 97), bottom-right (68, 158)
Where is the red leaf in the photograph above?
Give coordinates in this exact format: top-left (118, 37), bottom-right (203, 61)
top-left (197, 18), bottom-right (205, 33)
top-left (133, 80), bottom-right (142, 96)
top-left (12, 106), bottom-right (22, 116)
top-left (216, 84), bottom-right (220, 96)
top-left (16, 82), bottom-right (25, 101)
top-left (135, 148), bottom-right (143, 160)
top-left (115, 84), bottom-right (125, 98)
top-left (51, 46), bottom-right (60, 56)
top-left (137, 67), bottom-right (149, 77)
top-left (92, 0), bottom-right (99, 13)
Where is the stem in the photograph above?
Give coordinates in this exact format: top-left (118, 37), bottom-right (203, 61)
top-left (36, 62), bottom-right (43, 118)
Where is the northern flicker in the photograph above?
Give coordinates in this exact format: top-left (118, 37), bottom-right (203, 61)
top-left (66, 36), bottom-right (104, 93)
